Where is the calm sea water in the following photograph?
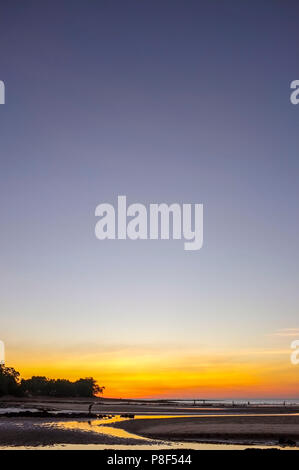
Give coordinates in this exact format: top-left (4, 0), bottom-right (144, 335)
top-left (170, 399), bottom-right (299, 405)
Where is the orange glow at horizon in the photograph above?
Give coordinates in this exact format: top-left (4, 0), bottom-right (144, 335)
top-left (6, 344), bottom-right (299, 399)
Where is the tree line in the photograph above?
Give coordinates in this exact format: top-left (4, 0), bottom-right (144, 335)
top-left (0, 364), bottom-right (104, 397)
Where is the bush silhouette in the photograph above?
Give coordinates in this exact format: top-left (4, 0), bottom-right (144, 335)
top-left (0, 364), bottom-right (104, 397)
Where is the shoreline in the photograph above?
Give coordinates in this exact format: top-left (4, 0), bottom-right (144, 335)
top-left (1, 396), bottom-right (299, 416)
top-left (1, 398), bottom-right (299, 448)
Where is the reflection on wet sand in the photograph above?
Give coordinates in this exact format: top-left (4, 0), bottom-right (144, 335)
top-left (52, 416), bottom-right (150, 441)
top-left (40, 414), bottom-right (299, 450)
top-left (1, 414), bottom-right (299, 450)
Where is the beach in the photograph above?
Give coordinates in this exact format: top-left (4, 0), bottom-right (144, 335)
top-left (0, 398), bottom-right (299, 449)
top-left (110, 414), bottom-right (299, 445)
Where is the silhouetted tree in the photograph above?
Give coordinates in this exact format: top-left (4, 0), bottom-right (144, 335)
top-left (20, 375), bottom-right (104, 397)
top-left (74, 378), bottom-right (105, 397)
top-left (0, 364), bottom-right (104, 398)
top-left (20, 376), bottom-right (50, 396)
top-left (0, 365), bottom-right (21, 396)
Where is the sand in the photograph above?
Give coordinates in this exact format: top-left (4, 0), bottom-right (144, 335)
top-left (111, 415), bottom-right (299, 444)
top-left (1, 396), bottom-right (299, 415)
top-left (0, 417), bottom-right (148, 447)
top-left (1, 398), bottom-right (299, 447)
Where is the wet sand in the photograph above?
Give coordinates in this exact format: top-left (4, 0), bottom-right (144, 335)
top-left (1, 396), bottom-right (299, 415)
top-left (1, 414), bottom-right (299, 448)
top-left (110, 414), bottom-right (299, 445)
top-left (0, 417), bottom-right (149, 447)
top-left (1, 398), bottom-right (299, 447)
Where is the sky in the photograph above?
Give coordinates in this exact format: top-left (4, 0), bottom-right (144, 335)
top-left (0, 0), bottom-right (299, 398)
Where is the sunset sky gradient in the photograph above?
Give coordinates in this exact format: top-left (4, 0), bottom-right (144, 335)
top-left (1, 1), bottom-right (299, 398)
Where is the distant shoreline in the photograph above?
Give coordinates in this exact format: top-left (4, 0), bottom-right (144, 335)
top-left (1, 395), bottom-right (299, 404)
top-left (1, 396), bottom-right (299, 415)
